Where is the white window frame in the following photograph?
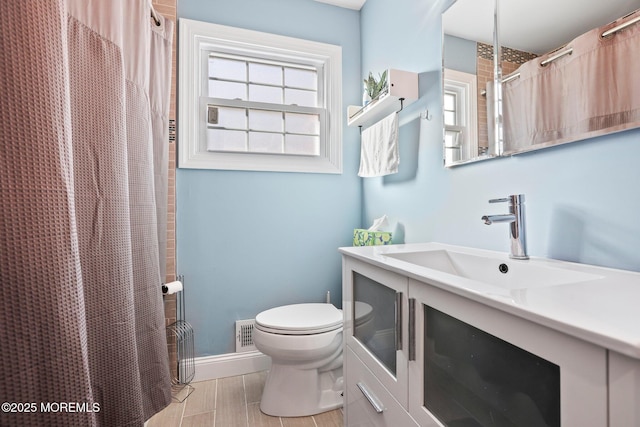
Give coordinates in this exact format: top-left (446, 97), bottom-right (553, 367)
top-left (444, 68), bottom-right (478, 162)
top-left (179, 19), bottom-right (343, 174)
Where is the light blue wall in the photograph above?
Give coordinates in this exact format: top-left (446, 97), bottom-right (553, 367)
top-left (444, 34), bottom-right (476, 75)
top-left (177, 0), bottom-right (362, 356)
top-left (360, 0), bottom-right (640, 272)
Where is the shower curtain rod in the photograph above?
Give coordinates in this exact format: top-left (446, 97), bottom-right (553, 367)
top-left (602, 12), bottom-right (640, 38)
top-left (540, 47), bottom-right (573, 67)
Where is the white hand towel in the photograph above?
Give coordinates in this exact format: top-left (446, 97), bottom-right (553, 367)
top-left (358, 112), bottom-right (399, 177)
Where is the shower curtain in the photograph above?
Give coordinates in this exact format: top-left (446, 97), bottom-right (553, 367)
top-left (0, 1), bottom-right (173, 426)
top-left (502, 8), bottom-right (640, 154)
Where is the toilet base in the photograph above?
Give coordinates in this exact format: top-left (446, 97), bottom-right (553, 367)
top-left (259, 363), bottom-right (343, 417)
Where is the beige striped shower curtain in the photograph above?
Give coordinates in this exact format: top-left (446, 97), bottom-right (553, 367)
top-left (0, 0), bottom-right (173, 425)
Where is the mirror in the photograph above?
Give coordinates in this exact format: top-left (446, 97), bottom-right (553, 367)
top-left (442, 0), bottom-right (497, 167)
top-left (442, 0), bottom-right (640, 166)
top-left (499, 0), bottom-right (639, 155)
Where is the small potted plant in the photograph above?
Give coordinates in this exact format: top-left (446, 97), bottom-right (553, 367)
top-left (363, 70), bottom-right (388, 105)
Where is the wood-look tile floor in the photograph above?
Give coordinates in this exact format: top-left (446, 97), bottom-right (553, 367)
top-left (147, 371), bottom-right (344, 427)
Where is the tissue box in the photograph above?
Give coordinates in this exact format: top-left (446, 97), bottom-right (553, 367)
top-left (353, 229), bottom-right (392, 246)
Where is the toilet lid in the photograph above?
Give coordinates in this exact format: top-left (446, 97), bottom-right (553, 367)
top-left (255, 303), bottom-right (343, 335)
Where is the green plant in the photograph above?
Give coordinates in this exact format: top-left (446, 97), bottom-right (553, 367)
top-left (364, 70), bottom-right (388, 100)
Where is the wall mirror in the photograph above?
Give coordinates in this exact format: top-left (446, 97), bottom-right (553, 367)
top-left (442, 0), bottom-right (497, 167)
top-left (499, 0), bottom-right (639, 155)
top-left (442, 0), bottom-right (640, 167)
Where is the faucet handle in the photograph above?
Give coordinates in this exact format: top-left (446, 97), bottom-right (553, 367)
top-left (488, 194), bottom-right (525, 205)
top-left (488, 197), bottom-right (510, 204)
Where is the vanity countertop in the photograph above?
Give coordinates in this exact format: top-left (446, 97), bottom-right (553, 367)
top-left (339, 242), bottom-right (640, 360)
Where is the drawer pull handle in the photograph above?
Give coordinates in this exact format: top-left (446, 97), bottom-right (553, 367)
top-left (356, 381), bottom-right (385, 413)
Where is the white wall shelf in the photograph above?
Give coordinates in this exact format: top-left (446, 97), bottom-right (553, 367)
top-left (347, 69), bottom-right (419, 129)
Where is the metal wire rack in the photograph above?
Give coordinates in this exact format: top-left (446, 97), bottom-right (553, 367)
top-left (164, 275), bottom-right (195, 402)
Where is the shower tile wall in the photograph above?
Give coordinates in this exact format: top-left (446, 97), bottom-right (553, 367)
top-left (152, 0), bottom-right (178, 378)
top-left (476, 42), bottom-right (538, 152)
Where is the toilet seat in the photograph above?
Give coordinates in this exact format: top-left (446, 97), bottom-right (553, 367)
top-left (255, 303), bottom-right (342, 335)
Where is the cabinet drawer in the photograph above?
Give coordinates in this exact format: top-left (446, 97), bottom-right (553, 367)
top-left (345, 346), bottom-right (418, 427)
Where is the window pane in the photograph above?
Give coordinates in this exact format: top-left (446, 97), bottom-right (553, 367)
top-left (209, 80), bottom-right (246, 100)
top-left (444, 111), bottom-right (456, 126)
top-left (285, 88), bottom-right (317, 107)
top-left (214, 106), bottom-right (247, 129)
top-left (444, 93), bottom-right (456, 111)
top-left (249, 63), bottom-right (282, 86)
top-left (209, 57), bottom-right (246, 81)
top-left (285, 134), bottom-right (319, 156)
top-left (285, 112), bottom-right (319, 135)
top-left (207, 129), bottom-right (247, 152)
top-left (249, 110), bottom-right (283, 133)
top-left (444, 130), bottom-right (461, 147)
top-left (249, 132), bottom-right (283, 153)
top-left (249, 84), bottom-right (283, 104)
top-left (285, 68), bottom-right (317, 90)
top-left (445, 130), bottom-right (462, 163)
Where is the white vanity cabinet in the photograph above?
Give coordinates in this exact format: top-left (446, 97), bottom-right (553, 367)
top-left (342, 253), bottom-right (640, 427)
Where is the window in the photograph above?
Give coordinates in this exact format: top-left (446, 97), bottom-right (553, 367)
top-left (206, 55), bottom-right (322, 156)
top-left (443, 69), bottom-right (478, 164)
top-left (179, 19), bottom-right (342, 173)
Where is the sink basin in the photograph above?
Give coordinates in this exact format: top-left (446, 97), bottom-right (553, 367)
top-left (385, 250), bottom-right (602, 289)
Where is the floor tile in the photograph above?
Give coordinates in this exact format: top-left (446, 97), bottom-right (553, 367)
top-left (313, 409), bottom-right (343, 426)
top-left (182, 410), bottom-right (216, 427)
top-left (184, 379), bottom-right (217, 417)
top-left (281, 416), bottom-right (316, 427)
top-left (146, 400), bottom-right (185, 427)
top-left (214, 376), bottom-right (247, 427)
top-left (247, 402), bottom-right (282, 427)
top-left (244, 371), bottom-right (267, 404)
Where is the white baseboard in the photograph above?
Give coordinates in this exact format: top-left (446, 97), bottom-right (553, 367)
top-left (193, 350), bottom-right (271, 382)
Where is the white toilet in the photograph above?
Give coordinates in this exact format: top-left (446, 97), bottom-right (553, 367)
top-left (252, 303), bottom-right (344, 417)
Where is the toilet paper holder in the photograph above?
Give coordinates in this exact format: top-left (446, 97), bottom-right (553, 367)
top-left (162, 280), bottom-right (183, 295)
top-left (162, 275), bottom-right (195, 402)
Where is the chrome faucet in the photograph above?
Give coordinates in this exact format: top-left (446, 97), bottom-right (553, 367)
top-left (481, 194), bottom-right (528, 260)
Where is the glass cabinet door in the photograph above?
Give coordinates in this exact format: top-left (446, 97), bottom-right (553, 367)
top-left (353, 271), bottom-right (399, 375)
top-left (424, 305), bottom-right (560, 426)
top-left (408, 279), bottom-right (608, 427)
top-left (343, 257), bottom-right (410, 407)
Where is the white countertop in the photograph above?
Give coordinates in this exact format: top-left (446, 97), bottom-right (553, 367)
top-left (339, 242), bottom-right (640, 360)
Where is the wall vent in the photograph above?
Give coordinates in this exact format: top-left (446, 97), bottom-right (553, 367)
top-left (235, 319), bottom-right (257, 352)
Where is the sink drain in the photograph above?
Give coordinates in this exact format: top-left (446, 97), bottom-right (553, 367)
top-left (498, 263), bottom-right (509, 274)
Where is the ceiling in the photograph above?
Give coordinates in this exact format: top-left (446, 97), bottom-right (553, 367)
top-left (443, 0), bottom-right (639, 54)
top-left (314, 0), bottom-right (367, 10)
